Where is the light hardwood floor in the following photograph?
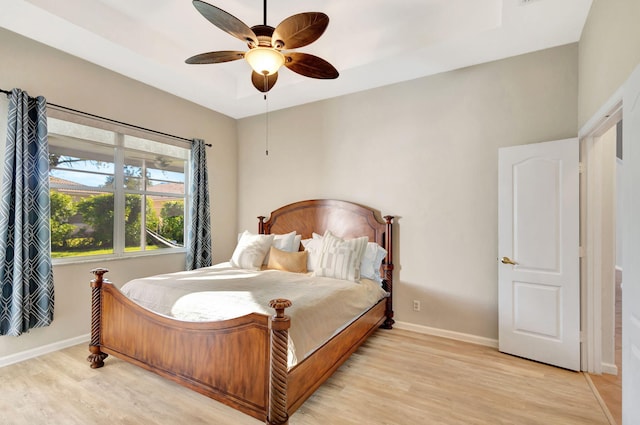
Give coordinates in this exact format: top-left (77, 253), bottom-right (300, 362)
top-left (0, 329), bottom-right (612, 425)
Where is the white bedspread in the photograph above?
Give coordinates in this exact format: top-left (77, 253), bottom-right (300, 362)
top-left (120, 262), bottom-right (388, 367)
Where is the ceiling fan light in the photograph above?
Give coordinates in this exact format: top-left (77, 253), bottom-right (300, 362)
top-left (245, 47), bottom-right (285, 76)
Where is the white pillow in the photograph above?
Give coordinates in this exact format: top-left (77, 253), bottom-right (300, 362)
top-left (273, 231), bottom-right (297, 251)
top-left (292, 234), bottom-right (302, 252)
top-left (301, 236), bottom-right (323, 272)
top-left (360, 243), bottom-right (387, 283)
top-left (314, 230), bottom-right (368, 282)
top-left (263, 231), bottom-right (297, 264)
top-left (236, 230), bottom-right (295, 250)
top-left (230, 231), bottom-right (275, 270)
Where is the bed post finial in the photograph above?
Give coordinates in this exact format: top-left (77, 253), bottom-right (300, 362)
top-left (87, 268), bottom-right (110, 368)
top-left (268, 298), bottom-right (292, 425)
top-left (382, 216), bottom-right (395, 329)
top-left (258, 216), bottom-right (266, 234)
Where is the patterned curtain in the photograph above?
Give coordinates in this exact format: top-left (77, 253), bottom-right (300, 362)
top-left (0, 89), bottom-right (54, 336)
top-left (186, 138), bottom-right (212, 270)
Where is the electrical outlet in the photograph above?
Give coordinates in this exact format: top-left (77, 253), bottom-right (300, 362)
top-left (413, 300), bottom-right (421, 312)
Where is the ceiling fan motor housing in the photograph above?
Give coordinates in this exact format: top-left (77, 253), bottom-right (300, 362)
top-left (250, 25), bottom-right (279, 48)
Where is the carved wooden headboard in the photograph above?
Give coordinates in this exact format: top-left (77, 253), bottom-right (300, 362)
top-left (258, 199), bottom-right (395, 328)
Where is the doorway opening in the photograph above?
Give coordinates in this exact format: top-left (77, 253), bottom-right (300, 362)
top-left (579, 105), bottom-right (622, 424)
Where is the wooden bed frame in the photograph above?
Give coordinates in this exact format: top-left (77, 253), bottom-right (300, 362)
top-left (87, 199), bottom-right (394, 425)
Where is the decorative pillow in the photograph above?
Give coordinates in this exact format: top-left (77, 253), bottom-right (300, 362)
top-left (314, 230), bottom-right (368, 282)
top-left (237, 231), bottom-right (296, 250)
top-left (292, 234), bottom-right (302, 252)
top-left (263, 231), bottom-right (297, 264)
top-left (230, 231), bottom-right (275, 270)
top-left (273, 231), bottom-right (297, 251)
top-left (360, 243), bottom-right (387, 283)
top-left (266, 246), bottom-right (308, 273)
top-left (301, 236), bottom-right (324, 272)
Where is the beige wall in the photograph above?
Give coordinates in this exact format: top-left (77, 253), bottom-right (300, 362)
top-left (0, 28), bottom-right (238, 359)
top-left (237, 44), bottom-right (579, 341)
top-left (578, 0), bottom-right (640, 128)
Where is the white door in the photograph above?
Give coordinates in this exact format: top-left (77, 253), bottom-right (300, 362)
top-left (498, 138), bottom-right (580, 371)
top-left (622, 64), bottom-right (640, 425)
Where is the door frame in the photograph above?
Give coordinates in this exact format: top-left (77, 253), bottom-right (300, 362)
top-left (578, 88), bottom-right (623, 374)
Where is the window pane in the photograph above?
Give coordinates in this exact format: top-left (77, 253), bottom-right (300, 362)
top-left (148, 168), bottom-right (185, 185)
top-left (50, 170), bottom-right (114, 190)
top-left (122, 160), bottom-right (144, 190)
top-left (124, 135), bottom-right (189, 160)
top-left (49, 135), bottom-right (115, 188)
top-left (124, 148), bottom-right (185, 192)
top-left (49, 118), bottom-right (116, 146)
top-left (50, 189), bottom-right (114, 258)
top-left (124, 195), bottom-right (184, 252)
top-left (154, 196), bottom-right (185, 247)
top-left (148, 180), bottom-right (185, 196)
top-left (124, 194), bottom-right (145, 251)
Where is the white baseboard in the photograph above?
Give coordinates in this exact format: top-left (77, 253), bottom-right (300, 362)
top-left (0, 333), bottom-right (90, 368)
top-left (601, 362), bottom-right (619, 375)
top-left (394, 321), bottom-right (498, 348)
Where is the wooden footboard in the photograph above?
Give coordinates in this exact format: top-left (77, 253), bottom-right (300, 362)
top-left (88, 269), bottom-right (290, 424)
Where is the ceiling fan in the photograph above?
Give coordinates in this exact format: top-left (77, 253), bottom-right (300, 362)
top-left (185, 0), bottom-right (339, 93)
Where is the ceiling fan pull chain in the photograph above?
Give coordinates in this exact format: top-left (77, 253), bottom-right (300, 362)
top-left (264, 88), bottom-right (269, 156)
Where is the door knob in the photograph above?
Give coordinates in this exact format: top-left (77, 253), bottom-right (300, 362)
top-left (501, 256), bottom-right (518, 265)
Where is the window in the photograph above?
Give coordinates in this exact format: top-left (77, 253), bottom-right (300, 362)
top-left (48, 116), bottom-right (189, 260)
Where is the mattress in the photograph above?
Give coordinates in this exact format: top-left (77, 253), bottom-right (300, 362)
top-left (120, 262), bottom-right (388, 367)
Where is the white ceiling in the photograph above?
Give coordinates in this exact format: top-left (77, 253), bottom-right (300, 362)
top-left (1, 0), bottom-right (592, 119)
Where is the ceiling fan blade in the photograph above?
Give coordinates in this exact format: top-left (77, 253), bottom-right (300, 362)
top-left (251, 71), bottom-right (278, 93)
top-left (284, 52), bottom-right (339, 79)
top-left (272, 12), bottom-right (329, 49)
top-left (185, 51), bottom-right (245, 64)
top-left (192, 0), bottom-right (258, 46)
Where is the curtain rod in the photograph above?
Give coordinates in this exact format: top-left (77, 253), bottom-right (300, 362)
top-left (0, 88), bottom-right (211, 147)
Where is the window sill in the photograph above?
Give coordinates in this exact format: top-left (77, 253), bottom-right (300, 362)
top-left (52, 248), bottom-right (186, 267)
